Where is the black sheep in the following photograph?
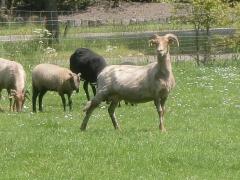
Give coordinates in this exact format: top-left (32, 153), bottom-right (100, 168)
top-left (70, 48), bottom-right (107, 100)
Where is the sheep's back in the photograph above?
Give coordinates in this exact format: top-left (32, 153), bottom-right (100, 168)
top-left (97, 64), bottom-right (157, 102)
top-left (70, 48), bottom-right (107, 82)
top-left (98, 64), bottom-right (154, 84)
top-left (0, 58), bottom-right (25, 91)
top-left (32, 64), bottom-right (70, 90)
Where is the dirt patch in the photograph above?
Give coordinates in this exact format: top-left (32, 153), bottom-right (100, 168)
top-left (60, 2), bottom-right (180, 25)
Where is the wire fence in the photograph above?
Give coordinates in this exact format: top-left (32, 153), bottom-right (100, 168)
top-left (0, 9), bottom-right (239, 65)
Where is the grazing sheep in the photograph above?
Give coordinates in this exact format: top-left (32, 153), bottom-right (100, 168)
top-left (80, 33), bottom-right (179, 131)
top-left (70, 48), bottom-right (107, 100)
top-left (32, 64), bottom-right (81, 112)
top-left (0, 58), bottom-right (27, 112)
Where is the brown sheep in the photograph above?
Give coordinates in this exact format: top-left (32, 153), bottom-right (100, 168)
top-left (32, 64), bottom-right (81, 112)
top-left (80, 33), bottom-right (179, 131)
top-left (0, 58), bottom-right (27, 112)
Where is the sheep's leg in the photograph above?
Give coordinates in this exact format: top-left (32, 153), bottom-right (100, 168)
top-left (7, 89), bottom-right (13, 111)
top-left (32, 87), bottom-right (39, 112)
top-left (9, 98), bottom-right (13, 111)
top-left (160, 97), bottom-right (167, 131)
top-left (83, 81), bottom-right (90, 100)
top-left (154, 98), bottom-right (166, 132)
top-left (0, 90), bottom-right (2, 111)
top-left (13, 100), bottom-right (16, 112)
top-left (67, 93), bottom-right (72, 111)
top-left (59, 93), bottom-right (66, 111)
top-left (39, 90), bottom-right (47, 112)
top-left (108, 100), bottom-right (120, 130)
top-left (90, 83), bottom-right (96, 96)
top-left (21, 98), bottom-right (25, 111)
top-left (80, 99), bottom-right (100, 131)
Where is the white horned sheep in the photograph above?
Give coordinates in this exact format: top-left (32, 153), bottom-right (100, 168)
top-left (80, 33), bottom-right (179, 131)
top-left (118, 61), bottom-right (137, 107)
top-left (0, 58), bottom-right (28, 112)
top-left (32, 64), bottom-right (81, 112)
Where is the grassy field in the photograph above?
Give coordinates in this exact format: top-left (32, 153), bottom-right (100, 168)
top-left (0, 8), bottom-right (239, 179)
top-left (0, 21), bottom-right (192, 36)
top-left (0, 61), bottom-right (239, 179)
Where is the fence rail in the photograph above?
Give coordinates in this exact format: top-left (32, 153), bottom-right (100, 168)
top-left (0, 10), bottom-right (239, 65)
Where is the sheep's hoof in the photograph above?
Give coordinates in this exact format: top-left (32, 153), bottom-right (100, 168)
top-left (159, 126), bottom-right (167, 132)
top-left (115, 126), bottom-right (121, 131)
top-left (80, 124), bottom-right (87, 131)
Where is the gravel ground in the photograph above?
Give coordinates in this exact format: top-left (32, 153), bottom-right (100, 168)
top-left (59, 2), bottom-right (185, 24)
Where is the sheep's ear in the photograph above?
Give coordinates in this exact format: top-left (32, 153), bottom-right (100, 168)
top-left (149, 34), bottom-right (159, 47)
top-left (149, 39), bottom-right (155, 47)
top-left (77, 73), bottom-right (81, 78)
top-left (165, 33), bottom-right (179, 47)
top-left (10, 89), bottom-right (17, 97)
top-left (151, 34), bottom-right (159, 39)
top-left (9, 89), bottom-right (16, 99)
top-left (69, 72), bottom-right (74, 78)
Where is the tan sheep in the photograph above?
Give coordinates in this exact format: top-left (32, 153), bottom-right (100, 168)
top-left (0, 58), bottom-right (27, 112)
top-left (80, 33), bottom-right (179, 131)
top-left (32, 63), bottom-right (81, 112)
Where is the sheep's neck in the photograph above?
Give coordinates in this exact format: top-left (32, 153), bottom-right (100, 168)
top-left (157, 53), bottom-right (172, 77)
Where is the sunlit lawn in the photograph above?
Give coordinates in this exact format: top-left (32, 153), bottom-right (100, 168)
top-left (0, 61), bottom-right (239, 179)
top-left (0, 21), bottom-right (191, 36)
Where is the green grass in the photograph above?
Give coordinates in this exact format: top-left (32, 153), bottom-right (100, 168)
top-left (0, 62), bottom-right (239, 179)
top-left (0, 21), bottom-right (192, 36)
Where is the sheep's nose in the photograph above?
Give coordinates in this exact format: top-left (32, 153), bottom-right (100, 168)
top-left (157, 49), bottom-right (164, 55)
top-left (76, 88), bottom-right (79, 93)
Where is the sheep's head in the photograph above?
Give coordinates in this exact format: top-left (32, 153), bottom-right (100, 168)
top-left (9, 89), bottom-right (28, 112)
top-left (149, 33), bottom-right (179, 57)
top-left (69, 72), bottom-right (81, 93)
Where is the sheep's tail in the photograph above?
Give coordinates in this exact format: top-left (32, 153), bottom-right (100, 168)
top-left (83, 101), bottom-right (92, 112)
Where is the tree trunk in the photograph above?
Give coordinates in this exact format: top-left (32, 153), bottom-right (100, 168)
top-left (63, 20), bottom-right (70, 38)
top-left (112, 0), bottom-right (120, 8)
top-left (203, 25), bottom-right (211, 64)
top-left (44, 0), bottom-right (59, 44)
top-left (194, 23), bottom-right (200, 66)
top-left (8, 0), bottom-right (15, 15)
top-left (1, 0), bottom-right (6, 9)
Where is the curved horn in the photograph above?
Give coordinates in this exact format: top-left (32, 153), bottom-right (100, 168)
top-left (68, 72), bottom-right (75, 79)
top-left (9, 89), bottom-right (16, 99)
top-left (151, 34), bottom-right (160, 39)
top-left (149, 34), bottom-right (160, 46)
top-left (25, 90), bottom-right (30, 95)
top-left (24, 90), bottom-right (30, 100)
top-left (165, 33), bottom-right (179, 47)
top-left (10, 89), bottom-right (17, 96)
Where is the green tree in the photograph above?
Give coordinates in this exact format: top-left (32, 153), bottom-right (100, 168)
top-left (223, 2), bottom-right (240, 60)
top-left (176, 0), bottom-right (230, 65)
top-left (194, 0), bottom-right (229, 64)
